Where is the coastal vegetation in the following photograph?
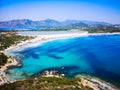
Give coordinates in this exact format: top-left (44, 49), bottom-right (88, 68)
top-left (0, 76), bottom-right (94, 90)
top-left (0, 31), bottom-right (34, 51)
top-left (84, 25), bottom-right (120, 33)
top-left (0, 53), bottom-right (8, 66)
top-left (36, 25), bottom-right (120, 33)
top-left (0, 31), bottom-right (34, 67)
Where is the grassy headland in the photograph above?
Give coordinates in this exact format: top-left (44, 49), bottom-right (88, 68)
top-left (0, 71), bottom-right (118, 90)
top-left (0, 76), bottom-right (94, 90)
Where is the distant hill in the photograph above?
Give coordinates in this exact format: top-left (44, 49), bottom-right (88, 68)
top-left (0, 19), bottom-right (37, 30)
top-left (38, 19), bottom-right (61, 27)
top-left (67, 22), bottom-right (88, 29)
top-left (0, 19), bottom-right (112, 30)
top-left (62, 20), bottom-right (111, 26)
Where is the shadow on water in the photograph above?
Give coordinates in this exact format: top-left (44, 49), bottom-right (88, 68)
top-left (83, 47), bottom-right (120, 87)
top-left (33, 66), bottom-right (79, 77)
top-left (94, 68), bottom-right (120, 88)
top-left (7, 34), bottom-right (120, 87)
top-left (47, 53), bottom-right (63, 59)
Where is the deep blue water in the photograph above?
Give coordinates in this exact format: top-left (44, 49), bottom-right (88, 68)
top-left (7, 34), bottom-right (120, 86)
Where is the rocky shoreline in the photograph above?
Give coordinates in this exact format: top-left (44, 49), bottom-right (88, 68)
top-left (0, 53), bottom-right (22, 85)
top-left (76, 74), bottom-right (119, 90)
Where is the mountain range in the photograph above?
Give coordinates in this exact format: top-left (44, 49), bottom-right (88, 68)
top-left (0, 19), bottom-right (112, 30)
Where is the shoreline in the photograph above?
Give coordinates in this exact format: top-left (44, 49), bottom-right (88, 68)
top-left (3, 32), bottom-right (120, 54)
top-left (1, 31), bottom-right (89, 85)
top-left (3, 31), bottom-right (89, 54)
top-left (75, 74), bottom-right (119, 90)
top-left (0, 32), bottom-right (120, 88)
top-left (0, 53), bottom-right (21, 85)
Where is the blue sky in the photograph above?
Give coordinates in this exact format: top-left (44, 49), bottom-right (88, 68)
top-left (0, 0), bottom-right (120, 24)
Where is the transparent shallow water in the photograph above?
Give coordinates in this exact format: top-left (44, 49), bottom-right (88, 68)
top-left (6, 34), bottom-right (120, 85)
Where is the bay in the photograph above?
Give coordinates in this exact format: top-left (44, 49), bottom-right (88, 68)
top-left (6, 34), bottom-right (120, 86)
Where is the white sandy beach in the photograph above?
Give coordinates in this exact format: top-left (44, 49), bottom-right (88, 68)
top-left (4, 31), bottom-right (120, 54)
top-left (4, 31), bottom-right (89, 54)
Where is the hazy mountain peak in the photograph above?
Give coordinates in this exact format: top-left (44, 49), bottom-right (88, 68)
top-left (0, 19), bottom-right (112, 30)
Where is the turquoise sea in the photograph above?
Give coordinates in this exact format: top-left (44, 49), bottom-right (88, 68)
top-left (6, 34), bottom-right (120, 86)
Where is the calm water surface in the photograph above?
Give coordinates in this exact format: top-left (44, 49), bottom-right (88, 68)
top-left (7, 34), bottom-right (120, 86)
